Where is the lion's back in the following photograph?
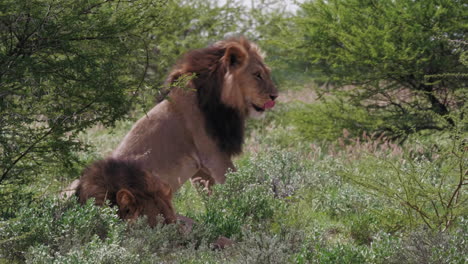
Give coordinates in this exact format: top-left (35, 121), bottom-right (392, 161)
top-left (112, 100), bottom-right (195, 174)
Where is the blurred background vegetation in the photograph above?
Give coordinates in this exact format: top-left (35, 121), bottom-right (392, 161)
top-left (1, 0), bottom-right (466, 263)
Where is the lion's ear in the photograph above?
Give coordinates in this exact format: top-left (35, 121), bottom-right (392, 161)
top-left (223, 44), bottom-right (248, 71)
top-left (116, 189), bottom-right (136, 208)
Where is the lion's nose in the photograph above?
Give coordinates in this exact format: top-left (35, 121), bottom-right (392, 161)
top-left (270, 94), bottom-right (278, 101)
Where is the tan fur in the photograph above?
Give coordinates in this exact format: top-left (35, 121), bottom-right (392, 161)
top-left (112, 37), bottom-right (278, 192)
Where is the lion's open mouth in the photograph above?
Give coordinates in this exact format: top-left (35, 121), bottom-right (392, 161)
top-left (252, 104), bottom-right (265, 112)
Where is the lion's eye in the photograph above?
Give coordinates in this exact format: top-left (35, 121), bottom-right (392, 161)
top-left (254, 72), bottom-right (263, 80)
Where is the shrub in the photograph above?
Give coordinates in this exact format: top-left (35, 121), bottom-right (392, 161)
top-left (389, 221), bottom-right (468, 264)
top-left (284, 0), bottom-right (466, 137)
top-left (195, 150), bottom-right (309, 238)
top-left (340, 132), bottom-right (466, 231)
top-left (0, 196), bottom-right (228, 263)
top-left (292, 229), bottom-right (369, 264)
top-left (0, 0), bottom-right (172, 220)
top-left (26, 240), bottom-right (140, 264)
top-left (284, 99), bottom-right (384, 142)
top-left (197, 165), bottom-right (278, 239)
top-left (0, 197), bottom-right (126, 262)
top-left (232, 228), bottom-right (305, 264)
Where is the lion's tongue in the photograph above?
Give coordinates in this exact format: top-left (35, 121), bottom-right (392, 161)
top-left (263, 100), bottom-right (275, 109)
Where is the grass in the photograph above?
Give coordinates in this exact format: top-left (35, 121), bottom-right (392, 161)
top-left (0, 88), bottom-right (466, 263)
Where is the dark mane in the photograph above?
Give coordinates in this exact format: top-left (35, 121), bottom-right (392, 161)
top-left (167, 42), bottom-right (245, 156)
top-left (76, 158), bottom-right (152, 206)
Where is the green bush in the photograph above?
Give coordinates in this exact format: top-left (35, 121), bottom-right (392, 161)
top-left (231, 228), bottom-right (305, 264)
top-left (284, 99), bottom-right (384, 142)
top-left (26, 239), bottom-right (140, 264)
top-left (0, 197), bottom-right (126, 262)
top-left (0, 197), bottom-right (215, 263)
top-left (293, 225), bottom-right (467, 264)
top-left (293, 230), bottom-right (387, 264)
top-left (388, 221), bottom-right (468, 264)
top-left (282, 0), bottom-right (467, 137)
top-left (197, 162), bottom-right (279, 239)
top-left (0, 0), bottom-right (168, 186)
top-left (340, 133), bottom-right (466, 231)
top-left (193, 150), bottom-right (308, 238)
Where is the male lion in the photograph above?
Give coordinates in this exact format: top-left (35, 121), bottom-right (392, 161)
top-left (76, 158), bottom-right (177, 226)
top-left (113, 37), bottom-right (278, 192)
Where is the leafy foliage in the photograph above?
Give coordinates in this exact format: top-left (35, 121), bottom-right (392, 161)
top-left (148, 0), bottom-right (247, 101)
top-left (0, 0), bottom-right (167, 188)
top-left (283, 99), bottom-right (384, 142)
top-left (196, 156), bottom-right (281, 239)
top-left (340, 131), bottom-right (467, 231)
top-left (389, 223), bottom-right (468, 264)
top-left (283, 0), bottom-right (467, 137)
top-left (0, 197), bottom-right (125, 262)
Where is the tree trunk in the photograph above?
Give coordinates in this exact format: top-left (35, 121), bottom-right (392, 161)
top-left (420, 84), bottom-right (455, 126)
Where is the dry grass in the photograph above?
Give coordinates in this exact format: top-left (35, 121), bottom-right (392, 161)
top-left (305, 129), bottom-right (404, 161)
top-left (277, 84), bottom-right (319, 104)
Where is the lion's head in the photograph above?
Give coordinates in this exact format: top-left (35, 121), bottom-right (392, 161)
top-left (76, 159), bottom-right (176, 227)
top-left (166, 37), bottom-right (278, 156)
top-left (214, 37), bottom-right (278, 118)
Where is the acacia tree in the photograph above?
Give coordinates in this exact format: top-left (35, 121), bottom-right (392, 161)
top-left (290, 0), bottom-right (467, 137)
top-left (147, 0), bottom-right (247, 101)
top-left (0, 0), bottom-right (167, 187)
